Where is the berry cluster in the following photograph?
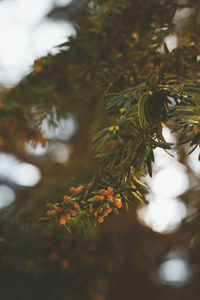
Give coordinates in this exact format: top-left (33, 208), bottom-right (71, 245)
top-left (45, 185), bottom-right (123, 228)
top-left (88, 186), bottom-right (122, 224)
top-left (46, 185), bottom-right (85, 226)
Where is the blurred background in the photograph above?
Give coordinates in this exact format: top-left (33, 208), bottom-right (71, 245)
top-left (0, 0), bottom-right (200, 299)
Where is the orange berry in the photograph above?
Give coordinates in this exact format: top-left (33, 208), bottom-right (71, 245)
top-left (99, 195), bottom-right (105, 201)
top-left (114, 198), bottom-right (122, 208)
top-left (88, 207), bottom-right (94, 214)
top-left (94, 195), bottom-right (101, 201)
top-left (65, 213), bottom-right (71, 220)
top-left (71, 210), bottom-right (77, 217)
top-left (73, 202), bottom-right (79, 209)
top-left (53, 205), bottom-right (63, 213)
top-left (107, 187), bottom-right (114, 195)
top-left (63, 195), bottom-right (71, 201)
top-left (116, 193), bottom-right (121, 197)
top-left (69, 187), bottom-right (76, 194)
top-left (98, 216), bottom-right (104, 224)
top-left (59, 215), bottom-right (67, 225)
top-left (99, 189), bottom-right (108, 196)
top-left (105, 207), bottom-right (112, 214)
top-left (75, 185), bottom-right (85, 194)
top-left (107, 194), bottom-right (113, 200)
top-left (116, 202), bottom-right (122, 208)
top-left (79, 185), bottom-right (85, 192)
top-left (46, 210), bottom-right (56, 216)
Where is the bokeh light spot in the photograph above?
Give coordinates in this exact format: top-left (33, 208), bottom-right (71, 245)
top-left (0, 153), bottom-right (41, 187)
top-left (50, 143), bottom-right (70, 163)
top-left (151, 163), bottom-right (189, 197)
top-left (158, 248), bottom-right (194, 286)
top-left (138, 197), bottom-right (187, 233)
top-left (0, 185), bottom-right (15, 210)
top-left (12, 163), bottom-right (41, 187)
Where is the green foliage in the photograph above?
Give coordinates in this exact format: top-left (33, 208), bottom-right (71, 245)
top-left (0, 0), bottom-right (200, 231)
top-left (1, 1), bottom-right (200, 298)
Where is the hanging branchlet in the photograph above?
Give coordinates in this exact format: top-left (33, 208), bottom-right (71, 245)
top-left (10, 0), bottom-right (197, 232)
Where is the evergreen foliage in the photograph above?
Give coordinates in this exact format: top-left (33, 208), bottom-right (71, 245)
top-left (0, 0), bottom-right (200, 231)
top-left (0, 1), bottom-right (200, 297)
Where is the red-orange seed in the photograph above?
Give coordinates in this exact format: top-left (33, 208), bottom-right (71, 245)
top-left (88, 207), bottom-right (94, 214)
top-left (63, 195), bottom-right (71, 201)
top-left (99, 189), bottom-right (108, 196)
top-left (98, 216), bottom-right (104, 224)
top-left (69, 187), bottom-right (76, 194)
top-left (114, 199), bottom-right (122, 208)
top-left (94, 195), bottom-right (101, 201)
top-left (73, 202), bottom-right (79, 209)
top-left (53, 205), bottom-right (63, 213)
top-left (59, 215), bottom-right (67, 225)
top-left (71, 210), bottom-right (77, 217)
top-left (46, 210), bottom-right (55, 216)
top-left (107, 187), bottom-right (114, 195)
top-left (105, 207), bottom-right (112, 214)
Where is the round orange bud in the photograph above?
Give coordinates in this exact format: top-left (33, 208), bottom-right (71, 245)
top-left (107, 187), bottom-right (114, 195)
top-left (116, 193), bottom-right (121, 197)
top-left (73, 202), bottom-right (79, 209)
top-left (79, 185), bottom-right (85, 192)
top-left (98, 216), bottom-right (104, 224)
top-left (53, 205), bottom-right (63, 213)
top-left (69, 187), bottom-right (76, 194)
top-left (114, 199), bottom-right (122, 208)
top-left (46, 210), bottom-right (55, 216)
top-left (59, 215), bottom-right (67, 225)
top-left (107, 195), bottom-right (113, 200)
top-left (71, 210), bottom-right (77, 217)
top-left (99, 189), bottom-right (108, 196)
top-left (94, 195), bottom-right (101, 201)
top-left (105, 207), bottom-right (112, 214)
top-left (75, 185), bottom-right (85, 194)
top-left (88, 207), bottom-right (94, 214)
top-left (99, 196), bottom-right (105, 201)
top-left (63, 195), bottom-right (71, 201)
